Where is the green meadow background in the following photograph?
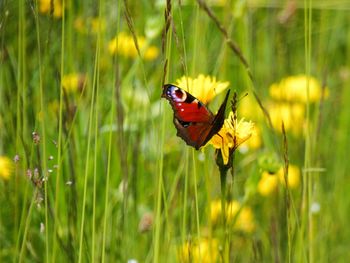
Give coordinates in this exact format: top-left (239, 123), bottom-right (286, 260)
top-left (1, 0), bottom-right (350, 262)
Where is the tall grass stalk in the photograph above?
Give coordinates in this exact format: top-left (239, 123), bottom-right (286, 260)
top-left (153, 111), bottom-right (166, 262)
top-left (101, 1), bottom-right (120, 261)
top-left (52, 0), bottom-right (65, 261)
top-left (153, 3), bottom-right (172, 259)
top-left (181, 149), bottom-right (189, 249)
top-left (303, 0), bottom-right (313, 262)
top-left (33, 2), bottom-right (49, 261)
top-left (91, 1), bottom-right (103, 260)
top-left (18, 190), bottom-right (37, 262)
top-left (78, 6), bottom-right (101, 262)
top-left (14, 0), bottom-right (24, 256)
top-left (192, 150), bottom-right (201, 256)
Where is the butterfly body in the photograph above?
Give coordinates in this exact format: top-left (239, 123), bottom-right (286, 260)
top-left (162, 84), bottom-right (230, 150)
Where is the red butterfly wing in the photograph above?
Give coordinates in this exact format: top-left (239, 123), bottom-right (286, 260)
top-left (162, 84), bottom-right (230, 150)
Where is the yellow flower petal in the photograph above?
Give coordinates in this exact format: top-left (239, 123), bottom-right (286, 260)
top-left (108, 32), bottom-right (159, 61)
top-left (210, 200), bottom-right (255, 233)
top-left (175, 74), bottom-right (229, 104)
top-left (178, 238), bottom-right (219, 263)
top-left (241, 125), bottom-right (262, 150)
top-left (258, 171), bottom-right (279, 196)
top-left (268, 102), bottom-right (305, 135)
top-left (209, 113), bottom-right (254, 164)
top-left (62, 73), bottom-right (85, 93)
top-left (39, 0), bottom-right (62, 18)
top-left (210, 200), bottom-right (222, 223)
top-left (269, 75), bottom-right (328, 103)
top-left (277, 164), bottom-right (301, 189)
top-left (0, 156), bottom-right (13, 180)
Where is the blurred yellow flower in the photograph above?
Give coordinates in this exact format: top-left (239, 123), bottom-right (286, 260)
top-left (108, 32), bottom-right (159, 61)
top-left (258, 171), bottom-right (279, 196)
top-left (74, 17), bottom-right (85, 33)
top-left (62, 73), bottom-right (86, 93)
top-left (178, 238), bottom-right (219, 263)
top-left (258, 165), bottom-right (300, 196)
top-left (0, 156), bottom-right (13, 180)
top-left (210, 200), bottom-right (222, 222)
top-left (210, 200), bottom-right (255, 233)
top-left (209, 113), bottom-right (254, 164)
top-left (277, 164), bottom-right (301, 189)
top-left (90, 17), bottom-right (105, 34)
top-left (39, 0), bottom-right (62, 18)
top-left (74, 17), bottom-right (106, 34)
top-left (269, 75), bottom-right (328, 103)
top-left (268, 102), bottom-right (305, 135)
top-left (175, 74), bottom-right (229, 104)
top-left (241, 125), bottom-right (262, 151)
top-left (238, 95), bottom-right (263, 121)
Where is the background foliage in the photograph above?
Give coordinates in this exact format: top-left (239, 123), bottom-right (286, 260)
top-left (0, 0), bottom-right (350, 262)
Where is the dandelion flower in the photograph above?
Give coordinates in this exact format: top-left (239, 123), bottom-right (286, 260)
top-left (234, 205), bottom-right (256, 233)
top-left (74, 17), bottom-right (86, 34)
top-left (209, 113), bottom-right (254, 164)
top-left (90, 17), bottom-right (106, 34)
top-left (175, 74), bottom-right (229, 104)
top-left (62, 73), bottom-right (85, 93)
top-left (268, 102), bottom-right (305, 135)
top-left (269, 75), bottom-right (328, 103)
top-left (210, 200), bottom-right (255, 233)
top-left (178, 238), bottom-right (219, 263)
top-left (39, 0), bottom-right (62, 18)
top-left (258, 171), bottom-right (279, 196)
top-left (240, 125), bottom-right (262, 151)
top-left (210, 200), bottom-right (222, 223)
top-left (0, 156), bottom-right (13, 180)
top-left (74, 17), bottom-right (106, 35)
top-left (277, 164), bottom-right (300, 189)
top-left (108, 32), bottom-right (159, 61)
top-left (238, 95), bottom-right (263, 121)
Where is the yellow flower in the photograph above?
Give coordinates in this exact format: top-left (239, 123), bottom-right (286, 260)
top-left (269, 75), bottom-right (329, 103)
top-left (0, 156), bottom-right (13, 180)
top-left (258, 171), bottom-right (279, 196)
top-left (108, 32), bottom-right (159, 61)
top-left (39, 0), bottom-right (62, 18)
top-left (175, 74), bottom-right (229, 104)
top-left (238, 95), bottom-right (263, 121)
top-left (74, 17), bottom-right (86, 34)
top-left (277, 164), bottom-right (301, 189)
top-left (240, 125), bottom-right (262, 151)
top-left (74, 17), bottom-right (106, 35)
top-left (143, 46), bottom-right (159, 60)
top-left (210, 200), bottom-right (222, 223)
top-left (62, 73), bottom-right (85, 93)
top-left (90, 17), bottom-right (105, 34)
top-left (268, 102), bottom-right (305, 135)
top-left (258, 165), bottom-right (300, 197)
top-left (178, 238), bottom-right (219, 263)
top-left (210, 200), bottom-right (255, 233)
top-left (209, 113), bottom-right (254, 164)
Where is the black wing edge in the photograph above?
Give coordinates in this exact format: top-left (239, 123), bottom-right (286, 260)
top-left (200, 89), bottom-right (231, 147)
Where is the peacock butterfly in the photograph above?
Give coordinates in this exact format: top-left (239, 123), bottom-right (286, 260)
top-left (162, 84), bottom-right (230, 150)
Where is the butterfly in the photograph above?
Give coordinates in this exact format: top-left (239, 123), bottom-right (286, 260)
top-left (162, 84), bottom-right (230, 150)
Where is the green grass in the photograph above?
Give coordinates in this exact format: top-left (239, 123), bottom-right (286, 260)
top-left (1, 0), bottom-right (350, 262)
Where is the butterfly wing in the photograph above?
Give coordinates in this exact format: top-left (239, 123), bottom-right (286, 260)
top-left (162, 84), bottom-right (230, 150)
